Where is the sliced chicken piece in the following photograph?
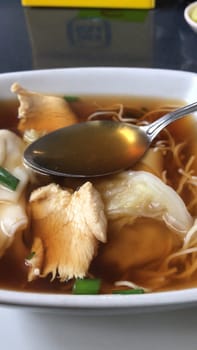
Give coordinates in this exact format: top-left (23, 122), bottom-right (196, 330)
top-left (11, 83), bottom-right (78, 134)
top-left (27, 182), bottom-right (107, 282)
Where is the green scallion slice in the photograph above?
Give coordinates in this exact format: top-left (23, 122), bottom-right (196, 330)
top-left (26, 251), bottom-right (36, 261)
top-left (63, 96), bottom-right (79, 103)
top-left (73, 278), bottom-right (101, 295)
top-left (0, 166), bottom-right (20, 191)
top-left (112, 288), bottom-right (145, 295)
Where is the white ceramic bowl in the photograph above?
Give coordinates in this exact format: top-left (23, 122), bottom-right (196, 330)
top-left (184, 1), bottom-right (197, 33)
top-left (0, 67), bottom-right (197, 315)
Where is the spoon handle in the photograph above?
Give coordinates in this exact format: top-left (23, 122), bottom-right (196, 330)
top-left (142, 101), bottom-right (197, 142)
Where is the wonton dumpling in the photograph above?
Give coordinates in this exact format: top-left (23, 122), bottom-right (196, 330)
top-left (133, 148), bottom-right (164, 178)
top-left (11, 83), bottom-right (77, 134)
top-left (27, 182), bottom-right (107, 281)
top-left (0, 130), bottom-right (29, 257)
top-left (95, 171), bottom-right (193, 234)
top-left (0, 199), bottom-right (28, 257)
top-left (91, 217), bottom-right (182, 282)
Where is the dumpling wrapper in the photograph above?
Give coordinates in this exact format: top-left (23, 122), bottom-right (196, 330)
top-left (95, 170), bottom-right (193, 234)
top-left (0, 130), bottom-right (29, 257)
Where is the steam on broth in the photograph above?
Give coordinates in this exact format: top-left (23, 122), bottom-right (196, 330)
top-left (0, 85), bottom-right (197, 295)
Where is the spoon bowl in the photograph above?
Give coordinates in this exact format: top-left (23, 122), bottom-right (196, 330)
top-left (24, 101), bottom-right (197, 177)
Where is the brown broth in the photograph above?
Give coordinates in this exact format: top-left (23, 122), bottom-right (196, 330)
top-left (0, 95), bottom-right (196, 294)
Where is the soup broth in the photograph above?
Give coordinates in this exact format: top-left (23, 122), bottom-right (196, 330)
top-left (0, 95), bottom-right (197, 294)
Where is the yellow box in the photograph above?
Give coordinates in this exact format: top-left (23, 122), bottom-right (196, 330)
top-left (21, 0), bottom-right (155, 9)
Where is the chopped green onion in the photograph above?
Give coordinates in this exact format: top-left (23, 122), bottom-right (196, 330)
top-left (72, 278), bottom-right (101, 295)
top-left (0, 166), bottom-right (20, 191)
top-left (112, 288), bottom-right (145, 295)
top-left (63, 96), bottom-right (79, 103)
top-left (26, 251), bottom-right (36, 261)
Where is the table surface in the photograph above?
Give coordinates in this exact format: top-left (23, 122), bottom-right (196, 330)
top-left (1, 1), bottom-right (197, 349)
top-left (1, 306), bottom-right (197, 350)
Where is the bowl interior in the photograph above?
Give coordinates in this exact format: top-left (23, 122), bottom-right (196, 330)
top-left (0, 67), bottom-right (197, 313)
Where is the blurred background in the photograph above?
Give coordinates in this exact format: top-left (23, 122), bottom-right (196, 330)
top-left (0, 0), bottom-right (197, 73)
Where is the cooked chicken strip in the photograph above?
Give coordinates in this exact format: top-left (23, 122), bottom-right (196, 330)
top-left (27, 182), bottom-right (107, 282)
top-left (11, 83), bottom-right (77, 134)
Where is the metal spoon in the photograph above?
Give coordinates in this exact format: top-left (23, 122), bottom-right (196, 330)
top-left (24, 101), bottom-right (197, 177)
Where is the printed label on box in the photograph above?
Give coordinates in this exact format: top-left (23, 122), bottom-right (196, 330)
top-left (67, 18), bottom-right (111, 48)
